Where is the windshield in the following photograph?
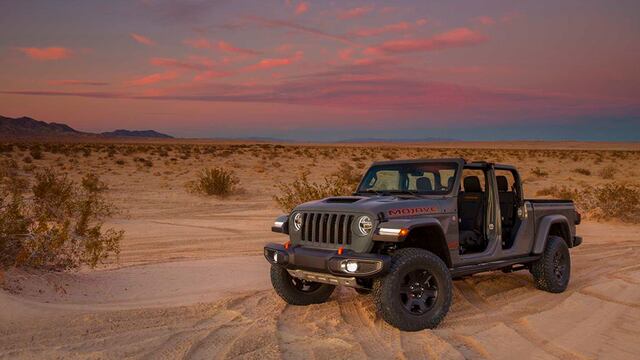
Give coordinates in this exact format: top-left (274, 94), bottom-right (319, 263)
top-left (357, 162), bottom-right (458, 195)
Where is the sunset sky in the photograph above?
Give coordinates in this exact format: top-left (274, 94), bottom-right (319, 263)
top-left (1, 0), bottom-right (639, 140)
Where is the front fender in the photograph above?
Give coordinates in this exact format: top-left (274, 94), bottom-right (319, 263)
top-left (532, 215), bottom-right (571, 254)
top-left (271, 214), bottom-right (289, 234)
top-left (373, 217), bottom-right (444, 242)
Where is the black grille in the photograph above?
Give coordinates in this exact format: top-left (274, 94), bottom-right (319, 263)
top-left (300, 212), bottom-right (354, 245)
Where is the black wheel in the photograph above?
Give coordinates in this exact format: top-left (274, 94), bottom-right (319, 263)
top-left (531, 236), bottom-right (571, 293)
top-left (270, 265), bottom-right (335, 305)
top-left (373, 248), bottom-right (452, 331)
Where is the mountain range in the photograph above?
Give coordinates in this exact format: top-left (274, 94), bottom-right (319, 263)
top-left (0, 116), bottom-right (173, 139)
top-left (0, 115), bottom-right (457, 142)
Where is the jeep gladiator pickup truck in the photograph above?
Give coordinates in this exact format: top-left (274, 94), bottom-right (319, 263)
top-left (264, 159), bottom-right (581, 331)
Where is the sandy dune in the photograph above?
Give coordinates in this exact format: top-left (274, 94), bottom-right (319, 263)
top-left (1, 142), bottom-right (639, 359)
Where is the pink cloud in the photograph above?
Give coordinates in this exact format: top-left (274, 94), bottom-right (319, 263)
top-left (367, 28), bottom-right (487, 54)
top-left (183, 38), bottom-right (213, 49)
top-left (295, 2), bottom-right (309, 15)
top-left (474, 16), bottom-right (496, 26)
top-left (339, 48), bottom-right (355, 61)
top-left (150, 57), bottom-right (214, 71)
top-left (351, 22), bottom-right (411, 37)
top-left (245, 51), bottom-right (303, 71)
top-left (18, 47), bottom-right (72, 61)
top-left (218, 40), bottom-right (261, 55)
top-left (244, 16), bottom-right (351, 44)
top-left (130, 33), bottom-right (155, 46)
top-left (127, 71), bottom-right (179, 86)
top-left (194, 70), bottom-right (233, 81)
top-left (337, 6), bottom-right (373, 19)
top-left (48, 79), bottom-right (108, 86)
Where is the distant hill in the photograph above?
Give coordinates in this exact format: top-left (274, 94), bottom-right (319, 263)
top-left (101, 129), bottom-right (173, 139)
top-left (0, 115), bottom-right (81, 137)
top-left (0, 115), bottom-right (173, 139)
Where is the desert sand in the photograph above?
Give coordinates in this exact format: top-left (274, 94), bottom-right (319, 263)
top-left (1, 141), bottom-right (639, 359)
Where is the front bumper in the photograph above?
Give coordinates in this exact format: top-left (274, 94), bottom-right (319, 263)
top-left (263, 243), bottom-right (390, 280)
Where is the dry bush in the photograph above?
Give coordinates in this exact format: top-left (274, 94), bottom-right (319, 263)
top-left (536, 186), bottom-right (579, 200)
top-left (531, 167), bottom-right (548, 177)
top-left (29, 146), bottom-right (43, 160)
top-left (572, 168), bottom-right (591, 176)
top-left (274, 171), bottom-right (357, 212)
top-left (598, 165), bottom-right (616, 179)
top-left (536, 182), bottom-right (640, 223)
top-left (188, 167), bottom-right (239, 196)
top-left (134, 157), bottom-right (153, 167)
top-left (579, 184), bottom-right (640, 222)
top-left (0, 168), bottom-right (122, 270)
top-left (332, 162), bottom-right (363, 189)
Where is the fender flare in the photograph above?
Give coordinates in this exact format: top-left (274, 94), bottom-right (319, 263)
top-left (532, 215), bottom-right (572, 254)
top-left (374, 217), bottom-right (451, 266)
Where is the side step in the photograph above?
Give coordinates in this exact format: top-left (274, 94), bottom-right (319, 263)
top-left (450, 256), bottom-right (540, 277)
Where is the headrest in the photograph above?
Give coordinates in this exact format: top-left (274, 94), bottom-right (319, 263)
top-left (416, 177), bottom-right (432, 192)
top-left (463, 176), bottom-right (482, 192)
top-left (496, 176), bottom-right (509, 192)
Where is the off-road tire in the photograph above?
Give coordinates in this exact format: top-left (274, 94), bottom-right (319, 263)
top-left (270, 265), bottom-right (335, 305)
top-left (531, 236), bottom-right (571, 293)
top-left (373, 248), bottom-right (452, 331)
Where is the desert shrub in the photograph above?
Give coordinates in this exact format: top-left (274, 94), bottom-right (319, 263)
top-left (0, 168), bottom-right (122, 269)
top-left (598, 165), bottom-right (616, 179)
top-left (332, 162), bottom-right (363, 189)
top-left (23, 156), bottom-right (33, 164)
top-left (572, 168), bottom-right (591, 176)
top-left (579, 184), bottom-right (640, 222)
top-left (536, 185), bottom-right (579, 200)
top-left (536, 182), bottom-right (640, 223)
top-left (531, 167), bottom-right (548, 177)
top-left (29, 146), bottom-right (43, 160)
top-left (0, 144), bottom-right (14, 153)
top-left (115, 159), bottom-right (125, 165)
top-left (134, 157), bottom-right (153, 167)
top-left (188, 167), bottom-right (239, 196)
top-left (274, 171), bottom-right (355, 212)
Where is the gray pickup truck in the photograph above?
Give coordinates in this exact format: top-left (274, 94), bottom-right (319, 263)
top-left (265, 158), bottom-right (581, 331)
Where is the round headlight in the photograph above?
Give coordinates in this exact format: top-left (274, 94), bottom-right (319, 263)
top-left (293, 213), bottom-right (303, 231)
top-left (357, 216), bottom-right (373, 236)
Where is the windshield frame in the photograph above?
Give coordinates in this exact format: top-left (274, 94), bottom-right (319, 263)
top-left (355, 160), bottom-right (462, 196)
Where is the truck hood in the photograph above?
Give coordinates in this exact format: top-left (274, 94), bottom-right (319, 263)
top-left (293, 195), bottom-right (455, 219)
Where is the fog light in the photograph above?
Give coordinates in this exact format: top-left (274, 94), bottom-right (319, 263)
top-left (341, 260), bottom-right (359, 273)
